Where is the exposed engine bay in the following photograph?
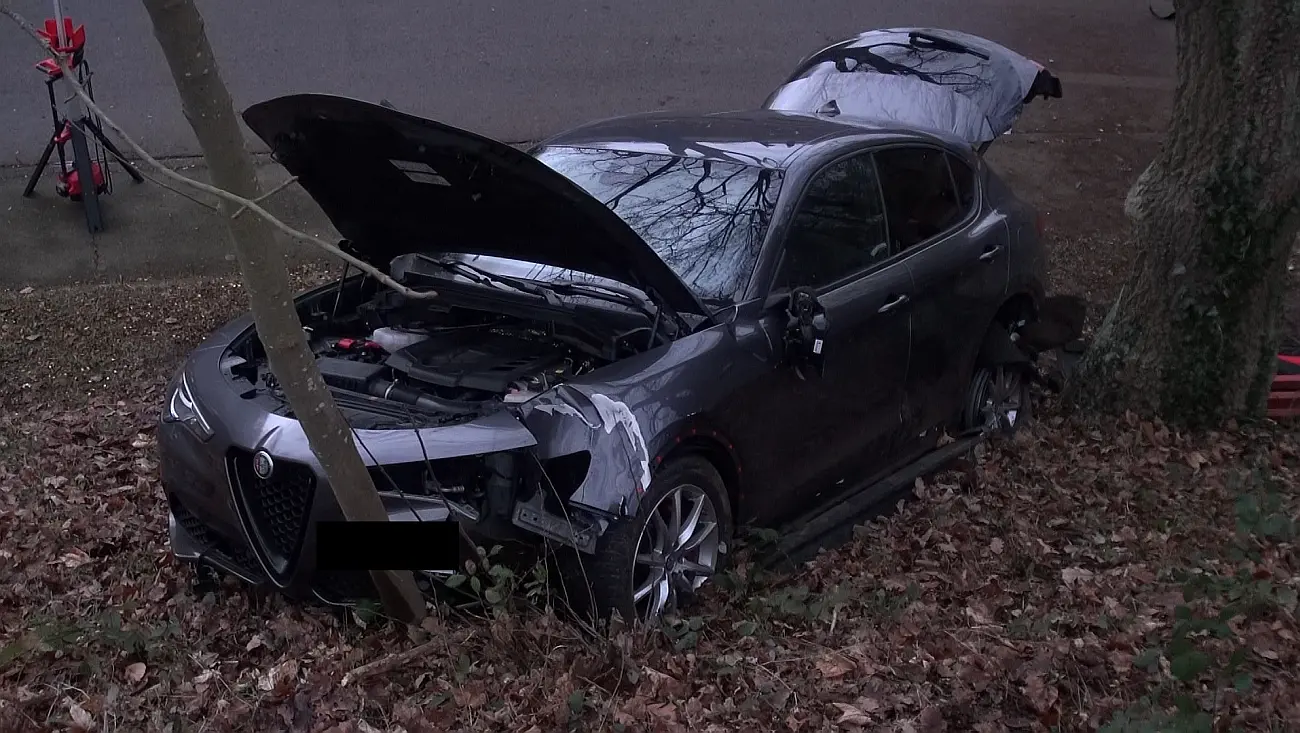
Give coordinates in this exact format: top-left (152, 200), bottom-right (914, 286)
top-left (312, 318), bottom-right (599, 414)
top-left (221, 274), bottom-right (658, 426)
top-left (205, 271), bottom-right (657, 552)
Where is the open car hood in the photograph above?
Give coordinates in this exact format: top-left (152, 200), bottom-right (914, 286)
top-left (241, 94), bottom-right (710, 318)
top-left (762, 27), bottom-right (1062, 147)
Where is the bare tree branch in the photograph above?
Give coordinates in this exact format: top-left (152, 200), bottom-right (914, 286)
top-left (340, 638), bottom-right (444, 687)
top-left (64, 118), bottom-right (222, 211)
top-left (232, 175), bottom-right (298, 219)
top-left (0, 5), bottom-right (436, 300)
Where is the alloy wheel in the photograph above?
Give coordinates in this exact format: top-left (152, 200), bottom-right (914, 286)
top-left (630, 483), bottom-right (721, 622)
top-left (980, 365), bottom-right (1027, 434)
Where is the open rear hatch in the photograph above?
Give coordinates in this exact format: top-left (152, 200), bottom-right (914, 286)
top-left (763, 27), bottom-right (1062, 151)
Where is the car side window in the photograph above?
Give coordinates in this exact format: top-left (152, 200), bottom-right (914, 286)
top-left (874, 146), bottom-right (965, 252)
top-left (774, 154), bottom-right (890, 291)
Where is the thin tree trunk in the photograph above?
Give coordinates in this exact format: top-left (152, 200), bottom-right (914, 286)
top-left (138, 0), bottom-right (425, 622)
top-left (1067, 0), bottom-right (1300, 428)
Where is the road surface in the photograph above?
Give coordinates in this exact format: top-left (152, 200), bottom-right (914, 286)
top-left (1, 0), bottom-right (1172, 165)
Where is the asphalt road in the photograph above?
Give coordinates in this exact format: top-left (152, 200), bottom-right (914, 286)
top-left (1, 0), bottom-right (1171, 165)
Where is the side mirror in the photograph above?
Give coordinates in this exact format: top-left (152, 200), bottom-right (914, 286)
top-left (778, 287), bottom-right (828, 380)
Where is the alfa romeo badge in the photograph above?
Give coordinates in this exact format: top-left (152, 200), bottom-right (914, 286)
top-left (252, 450), bottom-right (275, 479)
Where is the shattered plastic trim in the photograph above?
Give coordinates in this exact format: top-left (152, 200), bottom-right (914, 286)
top-left (531, 390), bottom-right (653, 495)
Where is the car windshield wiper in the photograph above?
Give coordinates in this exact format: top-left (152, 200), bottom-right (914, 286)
top-left (412, 255), bottom-right (566, 307)
top-left (545, 279), bottom-right (689, 348)
top-left (410, 256), bottom-right (681, 344)
top-left (546, 279), bottom-right (651, 310)
top-left (543, 279), bottom-right (669, 329)
top-left (414, 256), bottom-right (651, 314)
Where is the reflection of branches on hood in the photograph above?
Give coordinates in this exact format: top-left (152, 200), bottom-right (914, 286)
top-left (913, 54), bottom-right (988, 92)
top-left (839, 43), bottom-right (989, 93)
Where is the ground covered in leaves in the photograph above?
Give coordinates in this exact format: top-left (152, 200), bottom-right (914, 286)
top-left (1, 263), bottom-right (1299, 732)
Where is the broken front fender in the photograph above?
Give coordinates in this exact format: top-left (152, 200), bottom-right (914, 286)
top-left (520, 384), bottom-right (652, 518)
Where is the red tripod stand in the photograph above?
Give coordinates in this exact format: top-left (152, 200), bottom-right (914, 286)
top-left (21, 15), bottom-right (142, 233)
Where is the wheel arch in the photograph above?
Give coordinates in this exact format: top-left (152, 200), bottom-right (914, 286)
top-left (993, 291), bottom-right (1039, 329)
top-left (956, 292), bottom-right (1040, 431)
top-left (955, 291), bottom-right (1036, 378)
top-left (650, 424), bottom-right (742, 520)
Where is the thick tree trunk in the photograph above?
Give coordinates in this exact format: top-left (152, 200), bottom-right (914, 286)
top-left (1068, 0), bottom-right (1300, 428)
top-left (139, 0), bottom-right (425, 622)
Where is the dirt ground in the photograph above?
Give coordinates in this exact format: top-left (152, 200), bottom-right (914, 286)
top-left (2, 270), bottom-right (1298, 732)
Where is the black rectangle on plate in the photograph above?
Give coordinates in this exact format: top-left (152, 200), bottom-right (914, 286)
top-left (316, 521), bottom-right (460, 572)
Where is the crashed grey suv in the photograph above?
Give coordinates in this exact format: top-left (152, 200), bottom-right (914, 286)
top-left (159, 28), bottom-right (1065, 622)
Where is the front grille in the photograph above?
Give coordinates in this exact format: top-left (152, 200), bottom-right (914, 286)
top-left (227, 448), bottom-right (316, 578)
top-left (313, 570), bottom-right (381, 604)
top-left (168, 494), bottom-right (265, 581)
top-left (170, 494), bottom-right (212, 544)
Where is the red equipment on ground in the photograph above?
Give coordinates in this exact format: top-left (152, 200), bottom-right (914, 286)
top-left (21, 11), bottom-right (142, 232)
top-left (1270, 355), bottom-right (1300, 419)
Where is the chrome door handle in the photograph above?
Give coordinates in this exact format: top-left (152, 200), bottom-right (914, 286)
top-left (978, 245), bottom-right (1003, 262)
top-left (878, 294), bottom-right (910, 313)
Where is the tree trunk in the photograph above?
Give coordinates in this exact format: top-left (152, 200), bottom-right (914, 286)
top-left (139, 0), bottom-right (425, 623)
top-left (1067, 0), bottom-right (1300, 428)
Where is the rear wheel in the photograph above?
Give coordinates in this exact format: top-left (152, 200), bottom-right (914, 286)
top-left (964, 363), bottom-right (1032, 436)
top-left (568, 456), bottom-right (733, 625)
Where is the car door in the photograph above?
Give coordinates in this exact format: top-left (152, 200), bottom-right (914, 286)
top-left (740, 151), bottom-right (914, 522)
top-left (874, 145), bottom-right (1009, 444)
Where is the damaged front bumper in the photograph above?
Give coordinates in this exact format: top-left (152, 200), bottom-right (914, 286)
top-left (160, 416), bottom-right (524, 603)
top-left (158, 357), bottom-right (621, 604)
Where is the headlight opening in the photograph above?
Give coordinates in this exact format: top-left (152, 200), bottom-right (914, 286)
top-left (165, 372), bottom-right (213, 440)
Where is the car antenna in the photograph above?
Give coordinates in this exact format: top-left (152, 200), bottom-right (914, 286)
top-left (379, 98), bottom-right (397, 110)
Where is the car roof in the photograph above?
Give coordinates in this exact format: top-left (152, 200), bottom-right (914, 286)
top-left (536, 109), bottom-right (954, 170)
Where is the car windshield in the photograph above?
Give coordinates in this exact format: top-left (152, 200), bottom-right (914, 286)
top-left (534, 146), bottom-right (784, 303)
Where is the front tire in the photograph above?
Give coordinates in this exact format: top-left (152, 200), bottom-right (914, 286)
top-left (569, 456), bottom-right (733, 625)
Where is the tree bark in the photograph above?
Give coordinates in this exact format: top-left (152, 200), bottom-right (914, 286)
top-left (1067, 0), bottom-right (1300, 428)
top-left (138, 0), bottom-right (425, 622)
